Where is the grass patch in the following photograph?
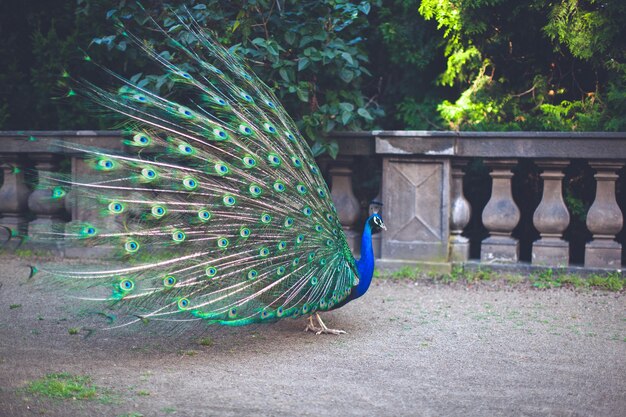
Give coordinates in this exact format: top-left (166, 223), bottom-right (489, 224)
top-left (531, 269), bottom-right (625, 291)
top-left (197, 337), bottom-right (214, 347)
top-left (26, 373), bottom-right (97, 400)
top-left (9, 304), bottom-right (22, 309)
top-left (388, 266), bottom-right (422, 280)
top-left (376, 265), bottom-right (624, 292)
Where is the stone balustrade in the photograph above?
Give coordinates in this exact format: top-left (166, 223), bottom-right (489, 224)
top-left (0, 130), bottom-right (624, 272)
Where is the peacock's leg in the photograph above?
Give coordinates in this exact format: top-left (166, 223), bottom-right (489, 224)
top-left (304, 315), bottom-right (323, 333)
top-left (312, 313), bottom-right (346, 335)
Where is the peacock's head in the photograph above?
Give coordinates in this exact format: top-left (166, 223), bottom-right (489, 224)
top-left (368, 213), bottom-right (386, 234)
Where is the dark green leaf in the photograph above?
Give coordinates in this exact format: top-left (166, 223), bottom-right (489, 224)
top-left (297, 58), bottom-right (310, 71)
top-left (357, 107), bottom-right (373, 120)
top-left (339, 69), bottom-right (354, 83)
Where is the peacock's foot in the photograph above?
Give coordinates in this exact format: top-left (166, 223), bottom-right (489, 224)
top-left (304, 313), bottom-right (346, 335)
top-left (304, 315), bottom-right (323, 333)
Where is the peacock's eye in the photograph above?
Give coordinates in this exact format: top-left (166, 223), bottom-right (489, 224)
top-left (182, 177), bottom-right (198, 190)
top-left (205, 266), bottom-right (217, 277)
top-left (242, 156), bottom-right (256, 168)
top-left (178, 298), bottom-right (190, 310)
top-left (213, 128), bottom-right (228, 140)
top-left (267, 153), bottom-right (281, 167)
top-left (133, 133), bottom-right (151, 146)
top-left (223, 195), bottom-right (236, 206)
top-left (198, 209), bottom-right (211, 221)
top-left (141, 168), bottom-right (157, 180)
top-left (152, 205), bottom-right (166, 218)
top-left (296, 184), bottom-right (307, 195)
top-left (240, 227), bottom-right (251, 237)
top-left (249, 184), bottom-right (262, 197)
top-left (98, 159), bottom-right (115, 170)
top-left (239, 124), bottom-right (253, 135)
top-left (52, 187), bottom-right (66, 198)
top-left (291, 156), bottom-right (302, 168)
top-left (172, 230), bottom-right (186, 242)
top-left (109, 202), bottom-right (124, 213)
top-left (263, 123), bottom-right (276, 134)
top-left (178, 106), bottom-right (193, 117)
top-left (215, 163), bottom-right (229, 175)
top-left (119, 279), bottom-right (134, 292)
top-left (163, 275), bottom-right (176, 287)
top-left (273, 181), bottom-right (286, 192)
top-left (124, 240), bottom-right (139, 253)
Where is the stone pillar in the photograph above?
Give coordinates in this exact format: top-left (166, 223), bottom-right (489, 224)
top-left (381, 157), bottom-right (450, 262)
top-left (0, 154), bottom-right (31, 239)
top-left (329, 157), bottom-right (361, 252)
top-left (27, 154), bottom-right (67, 239)
top-left (480, 159), bottom-right (520, 263)
top-left (532, 161), bottom-right (570, 266)
top-left (449, 159), bottom-right (471, 262)
top-left (585, 161), bottom-right (624, 268)
top-left (63, 155), bottom-right (120, 258)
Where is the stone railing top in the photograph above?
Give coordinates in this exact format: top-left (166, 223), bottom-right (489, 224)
top-left (0, 130), bottom-right (123, 154)
top-left (371, 131), bottom-right (626, 159)
top-left (2, 130), bottom-right (625, 160)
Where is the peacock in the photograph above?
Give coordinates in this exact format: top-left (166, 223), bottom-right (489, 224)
top-left (33, 8), bottom-right (385, 335)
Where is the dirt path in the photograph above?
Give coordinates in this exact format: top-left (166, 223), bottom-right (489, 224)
top-left (0, 255), bottom-right (624, 417)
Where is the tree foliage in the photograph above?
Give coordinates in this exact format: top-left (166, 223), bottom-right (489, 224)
top-left (417, 0), bottom-right (626, 131)
top-left (0, 0), bottom-right (624, 142)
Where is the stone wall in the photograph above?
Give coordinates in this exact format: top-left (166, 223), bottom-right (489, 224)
top-left (1, 130), bottom-right (624, 272)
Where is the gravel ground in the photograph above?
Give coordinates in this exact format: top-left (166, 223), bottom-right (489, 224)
top-left (0, 255), bottom-right (624, 417)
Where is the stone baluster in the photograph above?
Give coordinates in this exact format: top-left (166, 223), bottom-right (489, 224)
top-left (532, 161), bottom-right (571, 266)
top-left (449, 159), bottom-right (471, 262)
top-left (480, 159), bottom-right (521, 263)
top-left (0, 154), bottom-right (31, 240)
top-left (329, 157), bottom-right (361, 253)
top-left (27, 154), bottom-right (67, 239)
top-left (585, 161), bottom-right (624, 268)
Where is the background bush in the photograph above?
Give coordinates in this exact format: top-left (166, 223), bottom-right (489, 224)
top-left (1, 0), bottom-right (624, 149)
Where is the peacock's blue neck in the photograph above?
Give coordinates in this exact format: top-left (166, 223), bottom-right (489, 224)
top-left (352, 217), bottom-right (375, 300)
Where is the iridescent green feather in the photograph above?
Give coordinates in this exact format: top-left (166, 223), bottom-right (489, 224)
top-left (36, 9), bottom-right (358, 327)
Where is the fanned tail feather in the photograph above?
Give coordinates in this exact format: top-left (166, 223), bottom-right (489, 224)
top-left (35, 8), bottom-right (358, 327)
